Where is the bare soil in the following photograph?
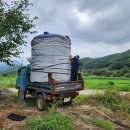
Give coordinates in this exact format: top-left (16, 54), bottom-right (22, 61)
top-left (0, 89), bottom-right (130, 130)
top-left (57, 105), bottom-right (130, 130)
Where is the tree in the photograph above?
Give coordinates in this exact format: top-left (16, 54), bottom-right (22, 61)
top-left (0, 0), bottom-right (38, 65)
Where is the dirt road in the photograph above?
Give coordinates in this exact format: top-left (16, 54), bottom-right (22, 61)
top-left (7, 88), bottom-right (129, 96)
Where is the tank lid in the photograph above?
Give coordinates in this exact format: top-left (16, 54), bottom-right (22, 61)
top-left (32, 32), bottom-right (70, 40)
top-left (44, 32), bottom-right (49, 35)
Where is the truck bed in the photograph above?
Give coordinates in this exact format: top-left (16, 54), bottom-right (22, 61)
top-left (28, 80), bottom-right (84, 94)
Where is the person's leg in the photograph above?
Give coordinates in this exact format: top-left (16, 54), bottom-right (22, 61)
top-left (70, 69), bottom-right (72, 80)
top-left (75, 71), bottom-right (78, 81)
top-left (71, 69), bottom-right (75, 81)
top-left (73, 71), bottom-right (77, 81)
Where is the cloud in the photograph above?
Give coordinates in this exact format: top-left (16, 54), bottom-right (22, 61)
top-left (72, 42), bottom-right (130, 58)
top-left (68, 0), bottom-right (130, 44)
top-left (30, 0), bottom-right (130, 44)
top-left (19, 0), bottom-right (130, 61)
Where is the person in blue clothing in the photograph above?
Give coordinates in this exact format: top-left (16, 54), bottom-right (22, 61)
top-left (70, 55), bottom-right (80, 81)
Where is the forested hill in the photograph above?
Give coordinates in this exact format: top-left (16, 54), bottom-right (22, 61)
top-left (0, 61), bottom-right (22, 75)
top-left (81, 49), bottom-right (130, 77)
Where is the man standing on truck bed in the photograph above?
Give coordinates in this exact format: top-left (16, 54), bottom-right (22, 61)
top-left (71, 55), bottom-right (80, 81)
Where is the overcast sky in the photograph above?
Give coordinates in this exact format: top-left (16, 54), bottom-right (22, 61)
top-left (20, 0), bottom-right (130, 63)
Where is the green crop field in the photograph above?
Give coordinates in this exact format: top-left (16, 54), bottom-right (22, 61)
top-left (0, 76), bottom-right (16, 89)
top-left (0, 76), bottom-right (130, 91)
top-left (84, 77), bottom-right (130, 91)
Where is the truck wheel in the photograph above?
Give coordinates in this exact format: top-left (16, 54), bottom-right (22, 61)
top-left (36, 94), bottom-right (47, 111)
top-left (18, 88), bottom-right (26, 102)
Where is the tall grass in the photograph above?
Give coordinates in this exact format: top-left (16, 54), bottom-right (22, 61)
top-left (26, 114), bottom-right (74, 130)
top-left (8, 92), bottom-right (17, 101)
top-left (73, 94), bottom-right (89, 106)
top-left (73, 91), bottom-right (130, 113)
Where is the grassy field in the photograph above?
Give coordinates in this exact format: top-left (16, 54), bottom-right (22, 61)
top-left (0, 75), bottom-right (130, 91)
top-left (84, 77), bottom-right (130, 91)
top-left (0, 76), bottom-right (16, 89)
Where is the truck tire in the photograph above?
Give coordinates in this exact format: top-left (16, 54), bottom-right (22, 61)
top-left (36, 94), bottom-right (47, 111)
top-left (18, 88), bottom-right (26, 102)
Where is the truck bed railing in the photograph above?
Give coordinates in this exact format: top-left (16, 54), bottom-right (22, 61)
top-left (28, 80), bottom-right (84, 94)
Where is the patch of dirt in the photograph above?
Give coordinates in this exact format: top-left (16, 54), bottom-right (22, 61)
top-left (1, 91), bottom-right (130, 130)
top-left (0, 89), bottom-right (11, 96)
top-left (0, 95), bottom-right (47, 130)
top-left (57, 105), bottom-right (130, 130)
top-left (0, 90), bottom-right (16, 112)
top-left (0, 107), bottom-right (47, 130)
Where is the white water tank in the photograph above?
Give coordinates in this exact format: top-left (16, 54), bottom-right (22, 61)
top-left (29, 32), bottom-right (71, 82)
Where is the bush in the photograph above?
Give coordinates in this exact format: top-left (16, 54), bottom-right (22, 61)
top-left (126, 73), bottom-right (130, 78)
top-left (107, 81), bottom-right (114, 86)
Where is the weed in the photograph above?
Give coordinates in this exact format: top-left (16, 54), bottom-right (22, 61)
top-left (25, 114), bottom-right (75, 130)
top-left (86, 91), bottom-right (130, 113)
top-left (92, 117), bottom-right (114, 130)
top-left (25, 99), bottom-right (75, 130)
top-left (74, 91), bottom-right (130, 113)
top-left (8, 92), bottom-right (17, 101)
top-left (23, 97), bottom-right (36, 108)
top-left (73, 94), bottom-right (88, 106)
top-left (48, 102), bottom-right (58, 114)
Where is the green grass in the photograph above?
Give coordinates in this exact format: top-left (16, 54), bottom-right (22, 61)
top-left (73, 94), bottom-right (89, 106)
top-left (23, 97), bottom-right (36, 108)
top-left (84, 77), bottom-right (130, 91)
top-left (74, 91), bottom-right (130, 113)
top-left (0, 76), bottom-right (16, 88)
top-left (8, 92), bottom-right (17, 101)
top-left (1, 75), bottom-right (130, 91)
top-left (78, 91), bottom-right (130, 113)
top-left (92, 117), bottom-right (114, 130)
top-left (26, 102), bottom-right (75, 130)
top-left (25, 113), bottom-right (74, 130)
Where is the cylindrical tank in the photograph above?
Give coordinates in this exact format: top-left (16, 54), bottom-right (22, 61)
top-left (29, 32), bottom-right (71, 82)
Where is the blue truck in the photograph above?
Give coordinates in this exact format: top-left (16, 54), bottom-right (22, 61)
top-left (16, 65), bottom-right (84, 111)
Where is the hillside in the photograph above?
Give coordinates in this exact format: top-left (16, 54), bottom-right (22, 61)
top-left (0, 61), bottom-right (22, 75)
top-left (81, 49), bottom-right (130, 77)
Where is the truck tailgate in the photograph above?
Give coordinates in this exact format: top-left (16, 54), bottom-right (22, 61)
top-left (53, 81), bottom-right (84, 94)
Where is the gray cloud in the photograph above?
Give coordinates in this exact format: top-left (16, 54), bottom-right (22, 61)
top-left (30, 0), bottom-right (130, 44)
top-left (17, 0), bottom-right (129, 60)
top-left (68, 0), bottom-right (130, 44)
top-left (78, 0), bottom-right (114, 12)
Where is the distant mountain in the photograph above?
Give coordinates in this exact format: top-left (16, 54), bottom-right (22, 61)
top-left (0, 61), bottom-right (22, 75)
top-left (81, 49), bottom-right (130, 77)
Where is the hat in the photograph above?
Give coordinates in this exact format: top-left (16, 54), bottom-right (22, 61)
top-left (76, 55), bottom-right (79, 58)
